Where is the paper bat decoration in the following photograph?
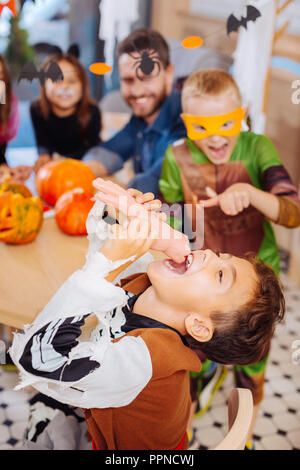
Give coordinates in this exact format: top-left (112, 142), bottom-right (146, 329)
top-left (227, 5), bottom-right (261, 35)
top-left (0, 0), bottom-right (17, 17)
top-left (18, 61), bottom-right (64, 86)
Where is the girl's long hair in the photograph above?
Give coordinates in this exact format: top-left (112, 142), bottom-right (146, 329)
top-left (0, 54), bottom-right (12, 130)
top-left (34, 52), bottom-right (97, 142)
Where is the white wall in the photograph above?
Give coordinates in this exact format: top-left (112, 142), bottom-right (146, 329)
top-left (190, 0), bottom-right (240, 18)
top-left (190, 0), bottom-right (300, 35)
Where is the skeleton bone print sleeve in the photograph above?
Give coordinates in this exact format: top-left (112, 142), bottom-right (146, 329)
top-left (263, 165), bottom-right (300, 228)
top-left (18, 315), bottom-right (99, 382)
top-left (254, 135), bottom-right (300, 228)
top-left (10, 202), bottom-right (153, 409)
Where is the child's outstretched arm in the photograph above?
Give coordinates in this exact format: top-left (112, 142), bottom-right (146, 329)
top-left (201, 182), bottom-right (280, 221)
top-left (201, 178), bottom-right (300, 227)
top-left (200, 137), bottom-right (300, 228)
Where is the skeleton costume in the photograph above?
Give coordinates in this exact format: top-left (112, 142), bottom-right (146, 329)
top-left (10, 201), bottom-right (201, 450)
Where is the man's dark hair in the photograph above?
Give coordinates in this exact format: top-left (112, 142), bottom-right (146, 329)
top-left (185, 255), bottom-right (285, 365)
top-left (117, 28), bottom-right (170, 69)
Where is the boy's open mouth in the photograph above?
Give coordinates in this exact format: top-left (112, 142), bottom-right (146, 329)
top-left (208, 143), bottom-right (228, 160)
top-left (164, 253), bottom-right (194, 275)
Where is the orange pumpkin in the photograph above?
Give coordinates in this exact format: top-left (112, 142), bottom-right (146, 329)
top-left (36, 159), bottom-right (95, 206)
top-left (55, 188), bottom-right (95, 236)
top-left (0, 182), bottom-right (32, 198)
top-left (0, 191), bottom-right (43, 244)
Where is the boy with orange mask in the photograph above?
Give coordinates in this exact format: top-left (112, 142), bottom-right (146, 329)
top-left (159, 69), bottom-right (300, 448)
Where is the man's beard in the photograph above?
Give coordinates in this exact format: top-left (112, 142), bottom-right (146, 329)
top-left (143, 94), bottom-right (167, 120)
top-left (127, 86), bottom-right (168, 120)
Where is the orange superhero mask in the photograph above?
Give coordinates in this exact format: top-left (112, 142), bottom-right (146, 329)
top-left (182, 106), bottom-right (246, 140)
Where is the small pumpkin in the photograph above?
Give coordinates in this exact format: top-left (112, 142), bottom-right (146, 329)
top-left (0, 182), bottom-right (32, 198)
top-left (55, 188), bottom-right (95, 236)
top-left (0, 191), bottom-right (43, 244)
top-left (36, 159), bottom-right (95, 206)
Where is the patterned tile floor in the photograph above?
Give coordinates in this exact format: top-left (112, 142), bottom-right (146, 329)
top-left (190, 271), bottom-right (300, 451)
top-left (0, 272), bottom-right (300, 450)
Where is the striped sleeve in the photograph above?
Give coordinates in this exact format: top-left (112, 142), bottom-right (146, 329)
top-left (262, 165), bottom-right (300, 228)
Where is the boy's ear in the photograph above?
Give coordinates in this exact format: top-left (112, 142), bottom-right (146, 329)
top-left (185, 313), bottom-right (213, 343)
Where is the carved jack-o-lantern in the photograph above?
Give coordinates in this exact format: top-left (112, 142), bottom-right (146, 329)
top-left (0, 182), bottom-right (33, 198)
top-left (0, 191), bottom-right (44, 245)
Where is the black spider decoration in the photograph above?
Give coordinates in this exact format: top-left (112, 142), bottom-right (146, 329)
top-left (128, 41), bottom-right (162, 81)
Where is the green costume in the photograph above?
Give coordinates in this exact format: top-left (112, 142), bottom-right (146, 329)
top-left (159, 132), bottom-right (300, 405)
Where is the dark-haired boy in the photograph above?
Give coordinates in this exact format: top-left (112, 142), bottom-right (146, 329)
top-left (84, 28), bottom-right (186, 196)
top-left (10, 192), bottom-right (285, 450)
top-left (159, 68), bottom-right (300, 447)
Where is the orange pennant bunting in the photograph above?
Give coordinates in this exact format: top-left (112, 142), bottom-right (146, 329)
top-left (182, 36), bottom-right (204, 49)
top-left (89, 63), bottom-right (112, 75)
top-left (0, 0), bottom-right (17, 17)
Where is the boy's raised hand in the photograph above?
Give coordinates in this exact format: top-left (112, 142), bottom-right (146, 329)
top-left (200, 183), bottom-right (251, 216)
top-left (127, 188), bottom-right (167, 221)
top-left (127, 188), bottom-right (162, 212)
top-left (101, 217), bottom-right (158, 262)
top-left (93, 178), bottom-right (166, 222)
top-left (93, 178), bottom-right (190, 263)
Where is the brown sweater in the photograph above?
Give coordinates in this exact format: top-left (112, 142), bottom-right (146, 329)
top-left (83, 272), bottom-right (202, 450)
top-left (84, 327), bottom-right (201, 450)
